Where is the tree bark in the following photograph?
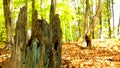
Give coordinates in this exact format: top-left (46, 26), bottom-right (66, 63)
top-left (118, 13), bottom-right (120, 35)
top-left (3, 0), bottom-right (13, 67)
top-left (2, 0), bottom-right (62, 68)
top-left (24, 14), bottom-right (62, 68)
top-left (84, 0), bottom-right (90, 35)
top-left (99, 15), bottom-right (102, 38)
top-left (112, 0), bottom-right (115, 37)
top-left (49, 1), bottom-right (62, 67)
top-left (50, 14), bottom-right (62, 68)
top-left (12, 6), bottom-right (27, 68)
top-left (85, 0), bottom-right (104, 47)
top-left (50, 0), bottom-right (56, 24)
top-left (107, 0), bottom-right (111, 38)
top-left (3, 0), bottom-right (13, 50)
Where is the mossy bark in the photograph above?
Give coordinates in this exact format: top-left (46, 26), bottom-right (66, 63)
top-left (24, 14), bottom-right (62, 68)
top-left (3, 1), bottom-right (62, 68)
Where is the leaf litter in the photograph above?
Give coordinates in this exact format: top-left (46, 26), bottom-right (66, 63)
top-left (61, 39), bottom-right (120, 68)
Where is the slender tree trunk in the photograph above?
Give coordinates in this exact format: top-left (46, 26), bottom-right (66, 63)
top-left (117, 13), bottom-right (120, 40)
top-left (107, 0), bottom-right (111, 38)
top-left (78, 20), bottom-right (81, 38)
top-left (69, 21), bottom-right (73, 41)
top-left (3, 0), bottom-right (13, 50)
top-left (108, 19), bottom-right (111, 38)
top-left (76, 1), bottom-right (81, 39)
top-left (84, 0), bottom-right (91, 47)
top-left (99, 15), bottom-right (102, 38)
top-left (91, 1), bottom-right (95, 39)
top-left (84, 0), bottom-right (90, 35)
top-left (98, 0), bottom-right (103, 38)
top-left (32, 0), bottom-right (36, 35)
top-left (85, 0), bottom-right (104, 47)
top-left (112, 0), bottom-right (115, 37)
top-left (118, 13), bottom-right (120, 35)
top-left (49, 1), bottom-right (56, 67)
top-left (63, 22), bottom-right (66, 41)
top-left (3, 0), bottom-right (13, 67)
top-left (92, 0), bottom-right (98, 39)
top-left (50, 0), bottom-right (56, 24)
top-left (49, 1), bottom-right (56, 66)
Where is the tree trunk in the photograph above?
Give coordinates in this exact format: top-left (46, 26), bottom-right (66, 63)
top-left (77, 4), bottom-right (81, 38)
top-left (50, 14), bottom-right (62, 68)
top-left (1, 6), bottom-right (27, 68)
top-left (7, 8), bottom-right (62, 68)
top-left (50, 0), bottom-right (56, 24)
top-left (118, 13), bottom-right (120, 35)
top-left (32, 0), bottom-right (36, 34)
top-left (85, 0), bottom-right (104, 47)
top-left (99, 15), bottom-right (102, 38)
top-left (69, 21), bottom-right (73, 41)
top-left (3, 0), bottom-right (13, 50)
top-left (117, 13), bottom-right (120, 40)
top-left (112, 0), bottom-right (115, 37)
top-left (3, 0), bottom-right (13, 67)
top-left (84, 0), bottom-right (90, 35)
top-left (98, 0), bottom-right (103, 38)
top-left (49, 0), bottom-right (62, 67)
top-left (11, 6), bottom-right (27, 68)
top-left (107, 0), bottom-right (111, 38)
top-left (24, 14), bottom-right (62, 68)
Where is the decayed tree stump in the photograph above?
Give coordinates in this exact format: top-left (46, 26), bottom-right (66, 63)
top-left (2, 6), bottom-right (62, 68)
top-left (2, 5), bottom-right (62, 68)
top-left (8, 6), bottom-right (27, 68)
top-left (50, 14), bottom-right (62, 68)
top-left (24, 11), bottom-right (62, 68)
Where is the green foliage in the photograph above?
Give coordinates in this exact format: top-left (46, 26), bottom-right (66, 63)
top-left (57, 0), bottom-right (85, 41)
top-left (0, 1), bottom-right (6, 41)
top-left (0, 0), bottom-right (118, 42)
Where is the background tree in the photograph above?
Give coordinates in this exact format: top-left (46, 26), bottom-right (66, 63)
top-left (107, 0), bottom-right (111, 38)
top-left (118, 13), bottom-right (120, 37)
top-left (3, 0), bottom-right (13, 50)
top-left (99, 0), bottom-right (103, 38)
top-left (84, 0), bottom-right (90, 37)
top-left (85, 0), bottom-right (104, 47)
top-left (112, 0), bottom-right (115, 37)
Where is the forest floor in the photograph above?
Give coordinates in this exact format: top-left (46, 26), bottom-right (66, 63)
top-left (61, 39), bottom-right (120, 68)
top-left (0, 39), bottom-right (120, 68)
